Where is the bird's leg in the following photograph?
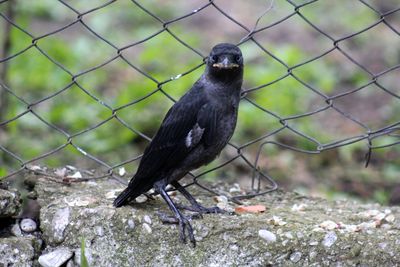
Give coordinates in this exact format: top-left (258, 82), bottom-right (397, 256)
top-left (154, 181), bottom-right (196, 247)
top-left (171, 181), bottom-right (224, 214)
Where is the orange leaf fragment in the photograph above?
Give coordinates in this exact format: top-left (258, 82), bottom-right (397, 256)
top-left (235, 205), bottom-right (266, 214)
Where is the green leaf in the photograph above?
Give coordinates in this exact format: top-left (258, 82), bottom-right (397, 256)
top-left (81, 237), bottom-right (89, 267)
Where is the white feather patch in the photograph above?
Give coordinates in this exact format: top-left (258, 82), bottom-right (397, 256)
top-left (185, 130), bottom-right (193, 147)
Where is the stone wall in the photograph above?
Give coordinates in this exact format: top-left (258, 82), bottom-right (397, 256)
top-left (1, 174), bottom-right (399, 266)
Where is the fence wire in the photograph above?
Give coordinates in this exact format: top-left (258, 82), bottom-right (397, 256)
top-left (0, 0), bottom-right (399, 201)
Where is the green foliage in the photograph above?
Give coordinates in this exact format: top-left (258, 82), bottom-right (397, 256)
top-left (373, 190), bottom-right (390, 205)
top-left (0, 167), bottom-right (7, 179)
top-left (1, 1), bottom-right (398, 204)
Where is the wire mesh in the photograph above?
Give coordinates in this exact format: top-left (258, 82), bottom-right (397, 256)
top-left (0, 0), bottom-right (399, 201)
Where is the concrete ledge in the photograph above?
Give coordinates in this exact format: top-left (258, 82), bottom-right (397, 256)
top-left (3, 175), bottom-right (400, 266)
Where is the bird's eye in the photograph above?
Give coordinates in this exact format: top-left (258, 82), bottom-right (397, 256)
top-left (211, 55), bottom-right (218, 62)
top-left (235, 55), bottom-right (242, 63)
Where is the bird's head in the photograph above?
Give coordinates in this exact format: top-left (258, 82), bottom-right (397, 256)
top-left (206, 43), bottom-right (243, 83)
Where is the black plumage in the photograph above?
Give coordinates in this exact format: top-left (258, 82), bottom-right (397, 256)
top-left (114, 43), bottom-right (244, 246)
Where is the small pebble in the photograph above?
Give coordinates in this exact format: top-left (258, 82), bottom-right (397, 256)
top-left (143, 215), bottom-right (152, 224)
top-left (11, 224), bottom-right (22, 237)
top-left (135, 195), bottom-right (147, 203)
top-left (284, 232), bottom-right (293, 239)
top-left (27, 165), bottom-right (42, 171)
top-left (38, 248), bottom-right (73, 267)
top-left (118, 167), bottom-right (126, 176)
top-left (322, 231), bottom-right (337, 247)
top-left (143, 223), bottom-right (152, 234)
top-left (20, 218), bottom-right (37, 233)
top-left (228, 183), bottom-right (241, 193)
top-left (258, 229), bottom-right (276, 243)
top-left (68, 171), bottom-right (82, 179)
top-left (268, 216), bottom-right (287, 226)
top-left (127, 219), bottom-right (135, 229)
top-left (290, 251), bottom-right (302, 263)
top-left (320, 220), bottom-right (338, 230)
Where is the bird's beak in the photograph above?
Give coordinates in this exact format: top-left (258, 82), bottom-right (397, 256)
top-left (213, 57), bottom-right (239, 69)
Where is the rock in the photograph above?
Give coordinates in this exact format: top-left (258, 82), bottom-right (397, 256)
top-left (0, 188), bottom-right (20, 217)
top-left (143, 215), bottom-right (152, 224)
top-left (142, 223), bottom-right (152, 234)
top-left (322, 231), bottom-right (338, 248)
top-left (0, 236), bottom-right (38, 266)
top-left (290, 251), bottom-right (302, 263)
top-left (48, 207), bottom-right (70, 244)
top-left (135, 195), bottom-right (148, 203)
top-left (127, 219), bottom-right (135, 229)
top-left (29, 176), bottom-right (400, 266)
top-left (319, 220), bottom-right (338, 230)
top-left (118, 167), bottom-right (126, 176)
top-left (258, 229), bottom-right (277, 243)
top-left (267, 215), bottom-right (287, 226)
top-left (38, 248), bottom-right (73, 267)
top-left (11, 223), bottom-right (22, 237)
top-left (20, 218), bottom-right (37, 233)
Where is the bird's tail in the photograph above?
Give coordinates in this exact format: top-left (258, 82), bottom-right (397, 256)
top-left (113, 187), bottom-right (134, 207)
top-left (113, 176), bottom-right (150, 207)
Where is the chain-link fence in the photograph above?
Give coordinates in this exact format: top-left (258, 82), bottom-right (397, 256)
top-left (1, 0), bottom-right (399, 200)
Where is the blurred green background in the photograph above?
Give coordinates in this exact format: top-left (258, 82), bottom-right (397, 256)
top-left (0, 0), bottom-right (399, 204)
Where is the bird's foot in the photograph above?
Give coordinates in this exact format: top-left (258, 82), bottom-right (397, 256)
top-left (157, 211), bottom-right (202, 224)
top-left (178, 215), bottom-right (196, 246)
top-left (157, 211), bottom-right (196, 246)
top-left (177, 203), bottom-right (225, 214)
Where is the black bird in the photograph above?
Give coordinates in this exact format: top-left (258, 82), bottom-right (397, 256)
top-left (114, 43), bottom-right (244, 246)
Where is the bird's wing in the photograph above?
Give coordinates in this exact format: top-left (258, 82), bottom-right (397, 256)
top-left (197, 103), bottom-right (218, 147)
top-left (132, 85), bottom-right (217, 181)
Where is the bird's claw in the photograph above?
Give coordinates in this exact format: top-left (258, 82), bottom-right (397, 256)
top-left (200, 206), bottom-right (225, 214)
top-left (178, 216), bottom-right (195, 246)
top-left (156, 211), bottom-right (196, 246)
